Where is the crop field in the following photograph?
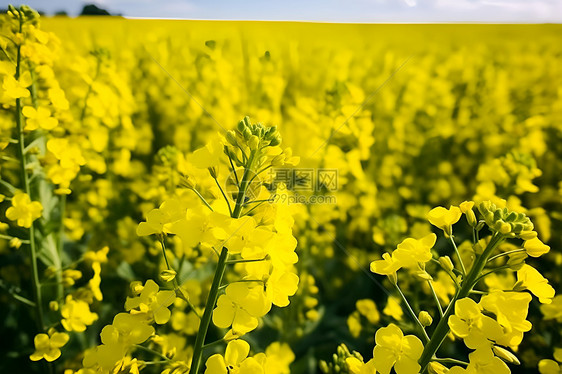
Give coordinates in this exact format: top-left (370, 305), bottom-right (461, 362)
top-left (1, 6), bottom-right (562, 374)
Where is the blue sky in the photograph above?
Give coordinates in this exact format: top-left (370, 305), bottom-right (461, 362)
top-left (1, 0), bottom-right (561, 22)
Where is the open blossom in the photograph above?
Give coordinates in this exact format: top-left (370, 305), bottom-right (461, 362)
top-left (204, 339), bottom-right (263, 374)
top-left (523, 237), bottom-right (550, 257)
top-left (213, 282), bottom-right (271, 335)
top-left (448, 298), bottom-right (503, 349)
top-left (5, 191), bottom-right (43, 228)
top-left (480, 291), bottom-right (532, 335)
top-left (448, 347), bottom-right (510, 374)
top-left (515, 264), bottom-right (555, 304)
top-left (372, 324), bottom-right (424, 374)
top-left (427, 206), bottom-right (462, 236)
top-left (370, 234), bottom-right (436, 276)
top-left (124, 279), bottom-right (175, 324)
top-left (29, 328), bottom-right (69, 362)
top-left (61, 295), bottom-right (98, 332)
top-left (22, 105), bottom-right (58, 131)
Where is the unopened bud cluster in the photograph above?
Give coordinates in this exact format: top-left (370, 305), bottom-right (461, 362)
top-left (226, 116), bottom-right (282, 154)
top-left (477, 201), bottom-right (534, 237)
top-left (7, 4), bottom-right (40, 25)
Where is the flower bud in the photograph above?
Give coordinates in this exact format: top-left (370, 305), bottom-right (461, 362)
top-left (130, 281), bottom-right (144, 296)
top-left (492, 346), bottom-right (520, 365)
top-left (178, 174), bottom-right (195, 189)
top-left (419, 311), bottom-right (433, 327)
top-left (165, 347), bottom-right (177, 359)
top-left (507, 251), bottom-right (527, 270)
top-left (524, 237), bottom-right (550, 257)
top-left (49, 301), bottom-right (59, 311)
top-left (9, 237), bottom-right (22, 249)
top-left (413, 270), bottom-right (433, 281)
top-left (208, 166), bottom-right (218, 179)
top-left (160, 269), bottom-right (177, 282)
top-left (439, 256), bottom-right (454, 273)
top-left (428, 362), bottom-right (448, 374)
top-left (271, 154), bottom-right (285, 167)
top-left (226, 130), bottom-right (237, 146)
top-left (475, 220), bottom-right (485, 232)
top-left (44, 266), bottom-right (57, 278)
top-left (519, 230), bottom-right (538, 241)
top-left (473, 241), bottom-right (484, 255)
top-left (248, 135), bottom-right (260, 150)
top-left (499, 222), bottom-right (512, 234)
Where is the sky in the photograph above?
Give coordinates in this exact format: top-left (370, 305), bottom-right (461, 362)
top-left (1, 0), bottom-right (561, 22)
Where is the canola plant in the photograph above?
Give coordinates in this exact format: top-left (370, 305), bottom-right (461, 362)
top-left (1, 5), bottom-right (562, 374)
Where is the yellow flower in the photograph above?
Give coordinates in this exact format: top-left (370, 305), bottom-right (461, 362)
top-left (348, 312), bottom-right (362, 338)
top-left (6, 192), bottom-right (43, 228)
top-left (192, 137), bottom-right (224, 170)
top-left (448, 298), bottom-right (503, 349)
top-left (383, 296), bottom-right (403, 321)
top-left (212, 282), bottom-right (271, 335)
top-left (22, 106), bottom-right (58, 131)
top-left (370, 253), bottom-right (401, 276)
top-left (392, 233), bottom-right (436, 268)
top-left (427, 206), bottom-right (462, 236)
top-left (83, 246), bottom-right (109, 263)
top-left (356, 299), bottom-right (380, 324)
top-left (30, 328), bottom-right (69, 362)
top-left (480, 291), bottom-right (532, 334)
top-left (523, 237), bottom-right (550, 257)
top-left (460, 200), bottom-right (477, 226)
top-left (124, 279), bottom-right (175, 324)
top-left (538, 359), bottom-right (562, 374)
top-left (265, 269), bottom-right (299, 307)
top-left (372, 323), bottom-right (424, 374)
top-left (346, 357), bottom-right (377, 374)
top-left (83, 313), bottom-right (154, 372)
top-left (136, 208), bottom-right (167, 236)
top-left (259, 342), bottom-right (295, 374)
top-left (2, 75), bottom-right (30, 99)
top-left (61, 295), bottom-right (98, 332)
top-left (204, 339), bottom-right (263, 374)
top-left (89, 261), bottom-right (103, 301)
top-left (541, 295), bottom-right (562, 322)
top-left (515, 264), bottom-right (555, 304)
top-left (463, 347), bottom-right (510, 374)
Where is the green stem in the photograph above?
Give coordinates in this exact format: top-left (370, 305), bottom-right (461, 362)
top-left (190, 187), bottom-right (214, 212)
top-left (14, 17), bottom-right (45, 332)
top-left (232, 151), bottom-right (256, 218)
top-left (449, 236), bottom-right (466, 276)
top-left (202, 339), bottom-right (225, 350)
top-left (433, 358), bottom-right (469, 366)
top-left (133, 344), bottom-right (171, 362)
top-left (487, 248), bottom-right (525, 263)
top-left (395, 283), bottom-right (430, 343)
top-left (226, 256), bottom-right (268, 264)
top-left (427, 280), bottom-right (444, 317)
top-left (213, 177), bottom-right (232, 216)
top-left (418, 233), bottom-right (504, 373)
top-left (189, 246), bottom-right (229, 374)
top-left (55, 195), bottom-right (66, 301)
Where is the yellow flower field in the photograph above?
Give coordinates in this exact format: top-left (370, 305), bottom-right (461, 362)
top-left (1, 6), bottom-right (562, 374)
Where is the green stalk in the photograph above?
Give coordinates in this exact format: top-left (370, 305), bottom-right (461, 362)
top-left (418, 233), bottom-right (504, 372)
top-left (189, 151), bottom-right (256, 374)
top-left (189, 246), bottom-right (228, 374)
top-left (14, 14), bottom-right (45, 332)
top-left (395, 283), bottom-right (430, 343)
